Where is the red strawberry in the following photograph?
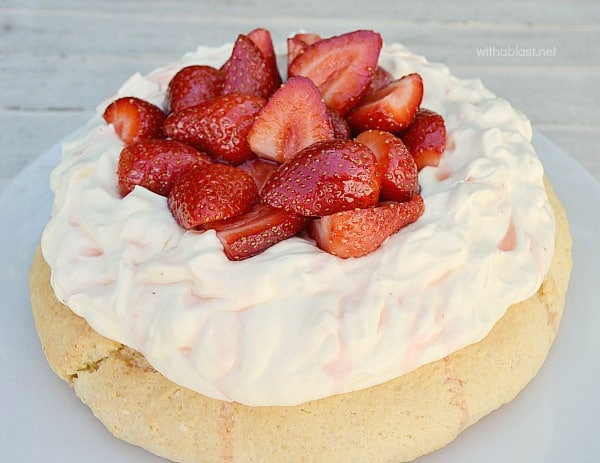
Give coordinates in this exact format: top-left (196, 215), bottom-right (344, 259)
top-left (238, 158), bottom-right (280, 192)
top-left (247, 76), bottom-right (334, 163)
top-left (287, 32), bottom-right (322, 64)
top-left (162, 93), bottom-right (265, 165)
top-left (103, 96), bottom-right (166, 144)
top-left (261, 139), bottom-right (380, 217)
top-left (287, 37), bottom-right (307, 66)
top-left (221, 33), bottom-right (282, 100)
top-left (247, 28), bottom-right (284, 96)
top-left (288, 30), bottom-right (382, 115)
top-left (347, 73), bottom-right (423, 133)
top-left (327, 108), bottom-right (351, 139)
top-left (400, 108), bottom-right (447, 170)
top-left (167, 164), bottom-right (259, 229)
top-left (309, 195), bottom-right (425, 258)
top-left (354, 130), bottom-right (418, 202)
top-left (117, 139), bottom-right (212, 197)
top-left (247, 28), bottom-right (280, 67)
top-left (206, 203), bottom-right (309, 260)
top-left (166, 65), bottom-right (224, 113)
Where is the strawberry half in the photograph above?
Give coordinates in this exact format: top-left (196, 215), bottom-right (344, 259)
top-left (347, 73), bottom-right (423, 133)
top-left (166, 65), bottom-right (224, 113)
top-left (162, 93), bottom-right (265, 165)
top-left (247, 28), bottom-right (280, 69)
top-left (247, 76), bottom-right (334, 163)
top-left (221, 33), bottom-right (282, 100)
top-left (103, 96), bottom-right (166, 144)
top-left (400, 108), bottom-right (447, 170)
top-left (167, 164), bottom-right (259, 229)
top-left (117, 139), bottom-right (212, 197)
top-left (288, 30), bottom-right (382, 116)
top-left (354, 130), bottom-right (419, 202)
top-left (261, 139), bottom-right (380, 217)
top-left (287, 37), bottom-right (307, 66)
top-left (206, 203), bottom-right (309, 260)
top-left (309, 195), bottom-right (425, 258)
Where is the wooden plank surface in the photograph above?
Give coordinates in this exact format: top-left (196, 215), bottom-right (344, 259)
top-left (1, 0), bottom-right (599, 191)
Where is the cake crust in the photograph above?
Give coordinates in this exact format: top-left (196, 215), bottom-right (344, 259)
top-left (30, 179), bottom-right (572, 463)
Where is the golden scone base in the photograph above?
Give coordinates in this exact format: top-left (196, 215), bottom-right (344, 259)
top-left (29, 180), bottom-right (572, 463)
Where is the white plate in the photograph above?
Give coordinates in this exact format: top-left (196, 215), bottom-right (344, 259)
top-left (0, 132), bottom-right (598, 462)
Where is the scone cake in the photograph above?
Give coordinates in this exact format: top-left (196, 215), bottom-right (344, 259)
top-left (30, 29), bottom-right (573, 462)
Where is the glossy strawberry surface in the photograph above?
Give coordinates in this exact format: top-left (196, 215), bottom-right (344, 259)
top-left (221, 33), bottom-right (281, 100)
top-left (166, 65), bottom-right (224, 113)
top-left (261, 139), bottom-right (380, 217)
top-left (309, 195), bottom-right (425, 258)
top-left (355, 130), bottom-right (419, 202)
top-left (400, 108), bottom-right (447, 170)
top-left (206, 203), bottom-right (309, 260)
top-left (117, 138), bottom-right (212, 197)
top-left (168, 164), bottom-right (258, 229)
top-left (162, 93), bottom-right (265, 165)
top-left (103, 96), bottom-right (165, 144)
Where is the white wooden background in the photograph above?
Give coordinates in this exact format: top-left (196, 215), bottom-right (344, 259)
top-left (1, 0), bottom-right (599, 193)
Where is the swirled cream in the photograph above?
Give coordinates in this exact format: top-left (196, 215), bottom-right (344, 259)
top-left (41, 40), bottom-right (555, 406)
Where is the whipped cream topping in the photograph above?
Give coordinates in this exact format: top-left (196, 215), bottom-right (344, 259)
top-left (41, 40), bottom-right (555, 406)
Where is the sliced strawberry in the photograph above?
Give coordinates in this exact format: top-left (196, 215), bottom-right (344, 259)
top-left (309, 195), bottom-right (425, 258)
top-left (400, 108), bottom-right (447, 170)
top-left (162, 93), bottom-right (265, 165)
top-left (247, 28), bottom-right (284, 94)
top-left (347, 73), bottom-right (423, 133)
top-left (221, 33), bottom-right (281, 100)
top-left (103, 96), bottom-right (166, 144)
top-left (247, 28), bottom-right (279, 64)
top-left (206, 203), bottom-right (309, 260)
top-left (327, 108), bottom-right (351, 139)
top-left (287, 32), bottom-right (322, 64)
top-left (167, 164), bottom-right (258, 229)
top-left (117, 139), bottom-right (212, 197)
top-left (287, 37), bottom-right (308, 66)
top-left (247, 76), bottom-right (334, 163)
top-left (366, 66), bottom-right (394, 94)
top-left (261, 139), bottom-right (380, 217)
top-left (354, 130), bottom-right (418, 202)
top-left (166, 65), bottom-right (224, 113)
top-left (238, 158), bottom-right (280, 192)
top-left (288, 30), bottom-right (382, 115)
